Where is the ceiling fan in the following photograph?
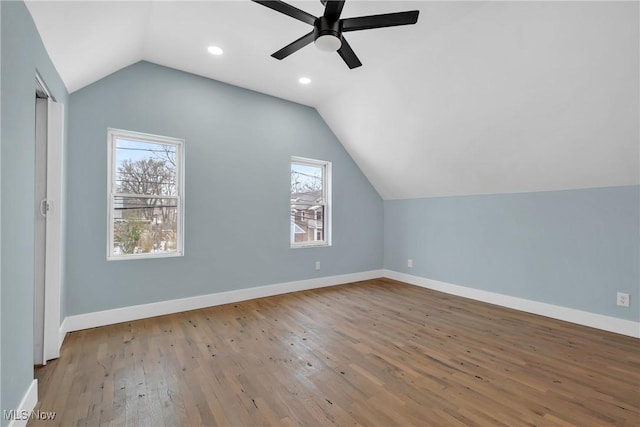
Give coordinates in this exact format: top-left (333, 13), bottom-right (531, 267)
top-left (251, 0), bottom-right (419, 69)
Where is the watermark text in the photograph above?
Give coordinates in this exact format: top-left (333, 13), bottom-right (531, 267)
top-left (3, 409), bottom-right (57, 421)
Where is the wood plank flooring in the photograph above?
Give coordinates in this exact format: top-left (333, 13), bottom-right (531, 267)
top-left (31, 278), bottom-right (639, 426)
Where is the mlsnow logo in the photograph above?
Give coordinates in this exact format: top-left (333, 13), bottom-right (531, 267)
top-left (3, 409), bottom-right (57, 421)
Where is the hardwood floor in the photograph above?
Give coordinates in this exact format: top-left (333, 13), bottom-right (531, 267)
top-left (31, 278), bottom-right (639, 426)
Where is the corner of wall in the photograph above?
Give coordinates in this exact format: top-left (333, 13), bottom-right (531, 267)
top-left (384, 269), bottom-right (640, 338)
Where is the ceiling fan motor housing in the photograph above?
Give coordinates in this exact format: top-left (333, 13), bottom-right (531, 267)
top-left (314, 16), bottom-right (342, 51)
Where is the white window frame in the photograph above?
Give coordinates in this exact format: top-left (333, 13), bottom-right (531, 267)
top-left (107, 128), bottom-right (185, 260)
top-left (290, 156), bottom-right (331, 248)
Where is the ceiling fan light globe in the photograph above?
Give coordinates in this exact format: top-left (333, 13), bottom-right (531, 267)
top-left (315, 35), bottom-right (342, 52)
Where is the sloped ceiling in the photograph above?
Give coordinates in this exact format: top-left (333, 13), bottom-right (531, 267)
top-left (26, 1), bottom-right (639, 199)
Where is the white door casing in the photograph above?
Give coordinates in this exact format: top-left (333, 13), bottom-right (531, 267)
top-left (34, 98), bottom-right (47, 365)
top-left (43, 98), bottom-right (64, 363)
top-left (34, 92), bottom-right (64, 365)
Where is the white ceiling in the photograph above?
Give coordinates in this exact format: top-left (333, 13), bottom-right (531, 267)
top-left (26, 0), bottom-right (639, 199)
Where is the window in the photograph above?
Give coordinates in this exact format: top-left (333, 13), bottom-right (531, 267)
top-left (290, 156), bottom-right (331, 247)
top-left (107, 129), bottom-right (184, 259)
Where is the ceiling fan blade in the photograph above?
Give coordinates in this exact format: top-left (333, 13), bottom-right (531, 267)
top-left (341, 10), bottom-right (419, 32)
top-left (337, 37), bottom-right (362, 69)
top-left (323, 1), bottom-right (345, 22)
top-left (252, 0), bottom-right (316, 26)
top-left (272, 31), bottom-right (315, 59)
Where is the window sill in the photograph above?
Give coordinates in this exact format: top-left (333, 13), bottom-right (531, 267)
top-left (107, 252), bottom-right (183, 261)
top-left (291, 242), bottom-right (330, 249)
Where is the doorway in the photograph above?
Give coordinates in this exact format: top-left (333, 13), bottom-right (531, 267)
top-left (33, 75), bottom-right (64, 366)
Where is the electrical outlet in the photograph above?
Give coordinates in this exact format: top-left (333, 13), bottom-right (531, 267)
top-left (617, 292), bottom-right (630, 307)
top-left (407, 259), bottom-right (413, 268)
top-left (315, 261), bottom-right (321, 271)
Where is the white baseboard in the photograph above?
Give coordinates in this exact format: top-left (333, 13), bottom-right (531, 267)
top-left (60, 270), bottom-right (383, 336)
top-left (384, 270), bottom-right (640, 338)
top-left (7, 380), bottom-right (38, 427)
top-left (58, 317), bottom-right (68, 350)
top-left (58, 269), bottom-right (638, 342)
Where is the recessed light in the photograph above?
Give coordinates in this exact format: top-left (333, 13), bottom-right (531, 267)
top-left (207, 45), bottom-right (223, 56)
top-left (298, 77), bottom-right (311, 85)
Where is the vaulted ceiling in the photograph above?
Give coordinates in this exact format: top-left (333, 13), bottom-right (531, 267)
top-left (26, 1), bottom-right (639, 199)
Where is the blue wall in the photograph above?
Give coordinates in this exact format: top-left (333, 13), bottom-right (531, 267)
top-left (0, 1), bottom-right (69, 420)
top-left (66, 61), bottom-right (383, 316)
top-left (384, 186), bottom-right (640, 321)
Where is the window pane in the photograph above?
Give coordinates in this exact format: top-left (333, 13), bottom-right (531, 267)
top-left (113, 197), bottom-right (178, 255)
top-left (290, 157), bottom-right (329, 247)
top-left (115, 138), bottom-right (177, 196)
top-left (291, 163), bottom-right (323, 204)
top-left (290, 206), bottom-right (323, 244)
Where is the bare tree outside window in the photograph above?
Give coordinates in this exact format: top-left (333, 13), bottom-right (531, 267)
top-left (290, 158), bottom-right (330, 246)
top-left (108, 130), bottom-right (184, 259)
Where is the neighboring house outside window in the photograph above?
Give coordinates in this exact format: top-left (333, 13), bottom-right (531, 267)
top-left (290, 156), bottom-right (331, 247)
top-left (107, 128), bottom-right (184, 259)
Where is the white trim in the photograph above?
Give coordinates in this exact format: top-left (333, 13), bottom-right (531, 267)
top-left (290, 156), bottom-right (331, 248)
top-left (7, 380), bottom-right (38, 427)
top-left (57, 269), bottom-right (638, 343)
top-left (35, 72), bottom-right (51, 99)
top-left (106, 128), bottom-right (185, 260)
top-left (43, 99), bottom-right (64, 362)
top-left (33, 98), bottom-right (47, 365)
top-left (291, 241), bottom-right (329, 249)
top-left (59, 317), bottom-right (68, 350)
top-left (384, 270), bottom-right (640, 338)
top-left (107, 251), bottom-right (184, 262)
top-left (59, 270), bottom-right (383, 335)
